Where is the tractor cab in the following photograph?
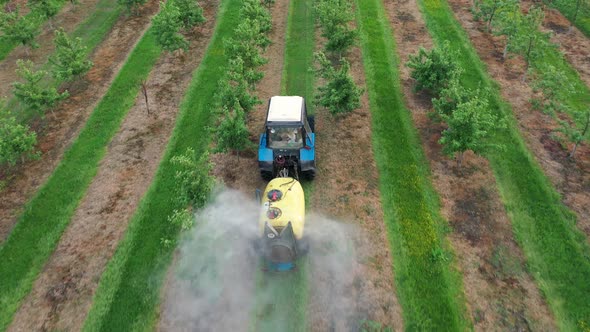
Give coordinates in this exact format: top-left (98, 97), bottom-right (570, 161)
top-left (258, 96), bottom-right (316, 180)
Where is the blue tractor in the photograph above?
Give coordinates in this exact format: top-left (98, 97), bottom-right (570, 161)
top-left (258, 96), bottom-right (316, 180)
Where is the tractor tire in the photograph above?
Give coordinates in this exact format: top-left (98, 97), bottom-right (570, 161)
top-left (302, 169), bottom-right (316, 180)
top-left (308, 115), bottom-right (315, 132)
top-left (261, 170), bottom-right (273, 181)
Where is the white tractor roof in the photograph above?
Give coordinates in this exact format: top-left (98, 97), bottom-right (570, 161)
top-left (267, 96), bottom-right (304, 122)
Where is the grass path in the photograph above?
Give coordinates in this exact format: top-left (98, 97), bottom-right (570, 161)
top-left (419, 0), bottom-right (590, 329)
top-left (0, 26), bottom-right (162, 331)
top-left (251, 0), bottom-right (314, 330)
top-left (81, 0), bottom-right (241, 330)
top-left (355, 0), bottom-right (469, 330)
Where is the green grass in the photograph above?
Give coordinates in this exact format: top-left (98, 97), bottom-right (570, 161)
top-left (0, 0), bottom-right (69, 61)
top-left (0, 29), bottom-right (161, 331)
top-left (69, 0), bottom-right (123, 58)
top-left (550, 0), bottom-right (590, 38)
top-left (418, 0), bottom-right (590, 330)
top-left (355, 0), bottom-right (469, 330)
top-left (250, 1), bottom-right (314, 330)
top-left (281, 0), bottom-right (315, 114)
top-left (81, 1), bottom-right (241, 330)
top-left (251, 260), bottom-right (309, 332)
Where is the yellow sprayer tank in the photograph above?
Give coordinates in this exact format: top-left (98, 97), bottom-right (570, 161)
top-left (258, 177), bottom-right (306, 271)
top-left (259, 177), bottom-right (305, 239)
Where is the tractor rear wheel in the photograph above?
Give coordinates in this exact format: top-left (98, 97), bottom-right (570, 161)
top-left (308, 116), bottom-right (315, 132)
top-left (302, 169), bottom-right (316, 180)
top-left (261, 170), bottom-right (273, 181)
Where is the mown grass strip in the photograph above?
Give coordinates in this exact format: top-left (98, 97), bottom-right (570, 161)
top-left (0, 0), bottom-right (69, 61)
top-left (550, 0), bottom-right (590, 37)
top-left (355, 0), bottom-right (469, 330)
top-left (418, 0), bottom-right (590, 329)
top-left (250, 1), bottom-right (314, 331)
top-left (81, 1), bottom-right (240, 330)
top-left (281, 0), bottom-right (315, 115)
top-left (0, 29), bottom-right (161, 331)
top-left (69, 0), bottom-right (122, 58)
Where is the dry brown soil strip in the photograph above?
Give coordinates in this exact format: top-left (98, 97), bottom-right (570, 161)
top-left (0, 1), bottom-right (159, 242)
top-left (0, 0), bottom-right (101, 98)
top-left (158, 1), bottom-right (287, 331)
top-left (6, 3), bottom-right (219, 331)
top-left (448, 0), bottom-right (590, 243)
top-left (384, 0), bottom-right (557, 330)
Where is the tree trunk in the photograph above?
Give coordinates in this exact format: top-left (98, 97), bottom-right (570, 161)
top-left (456, 152), bottom-right (464, 172)
top-left (487, 1), bottom-right (498, 32)
top-left (503, 42), bottom-right (509, 60)
top-left (569, 141), bottom-right (579, 159)
top-left (141, 80), bottom-right (150, 115)
top-left (570, 111), bottom-right (590, 158)
top-left (522, 38), bottom-right (533, 82)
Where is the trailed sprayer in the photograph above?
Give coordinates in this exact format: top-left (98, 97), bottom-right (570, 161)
top-left (255, 96), bottom-right (314, 271)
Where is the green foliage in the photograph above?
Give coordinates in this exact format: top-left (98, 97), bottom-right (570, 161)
top-left (152, 1), bottom-right (188, 52)
top-left (13, 59), bottom-right (69, 114)
top-left (530, 65), bottom-right (574, 115)
top-left (0, 8), bottom-right (40, 49)
top-left (170, 147), bottom-right (213, 208)
top-left (28, 0), bottom-right (61, 19)
top-left (315, 0), bottom-right (357, 56)
top-left (118, 0), bottom-right (146, 14)
top-left (0, 108), bottom-right (38, 167)
top-left (570, 0), bottom-right (586, 28)
top-left (556, 108), bottom-right (589, 158)
top-left (511, 6), bottom-right (550, 70)
top-left (437, 87), bottom-right (504, 167)
top-left (493, 0), bottom-right (521, 58)
top-left (473, 0), bottom-right (518, 32)
top-left (242, 0), bottom-right (272, 35)
top-left (49, 28), bottom-right (93, 81)
top-left (314, 51), bottom-right (362, 115)
top-left (215, 107), bottom-right (251, 156)
top-left (431, 78), bottom-right (469, 119)
top-left (167, 208), bottom-right (194, 231)
top-left (549, 0), bottom-right (590, 37)
top-left (262, 0), bottom-right (275, 8)
top-left (216, 77), bottom-right (260, 113)
top-left (173, 0), bottom-right (205, 30)
top-left (227, 55), bottom-right (263, 88)
top-left (407, 41), bottom-right (460, 95)
top-left (225, 21), bottom-right (269, 66)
